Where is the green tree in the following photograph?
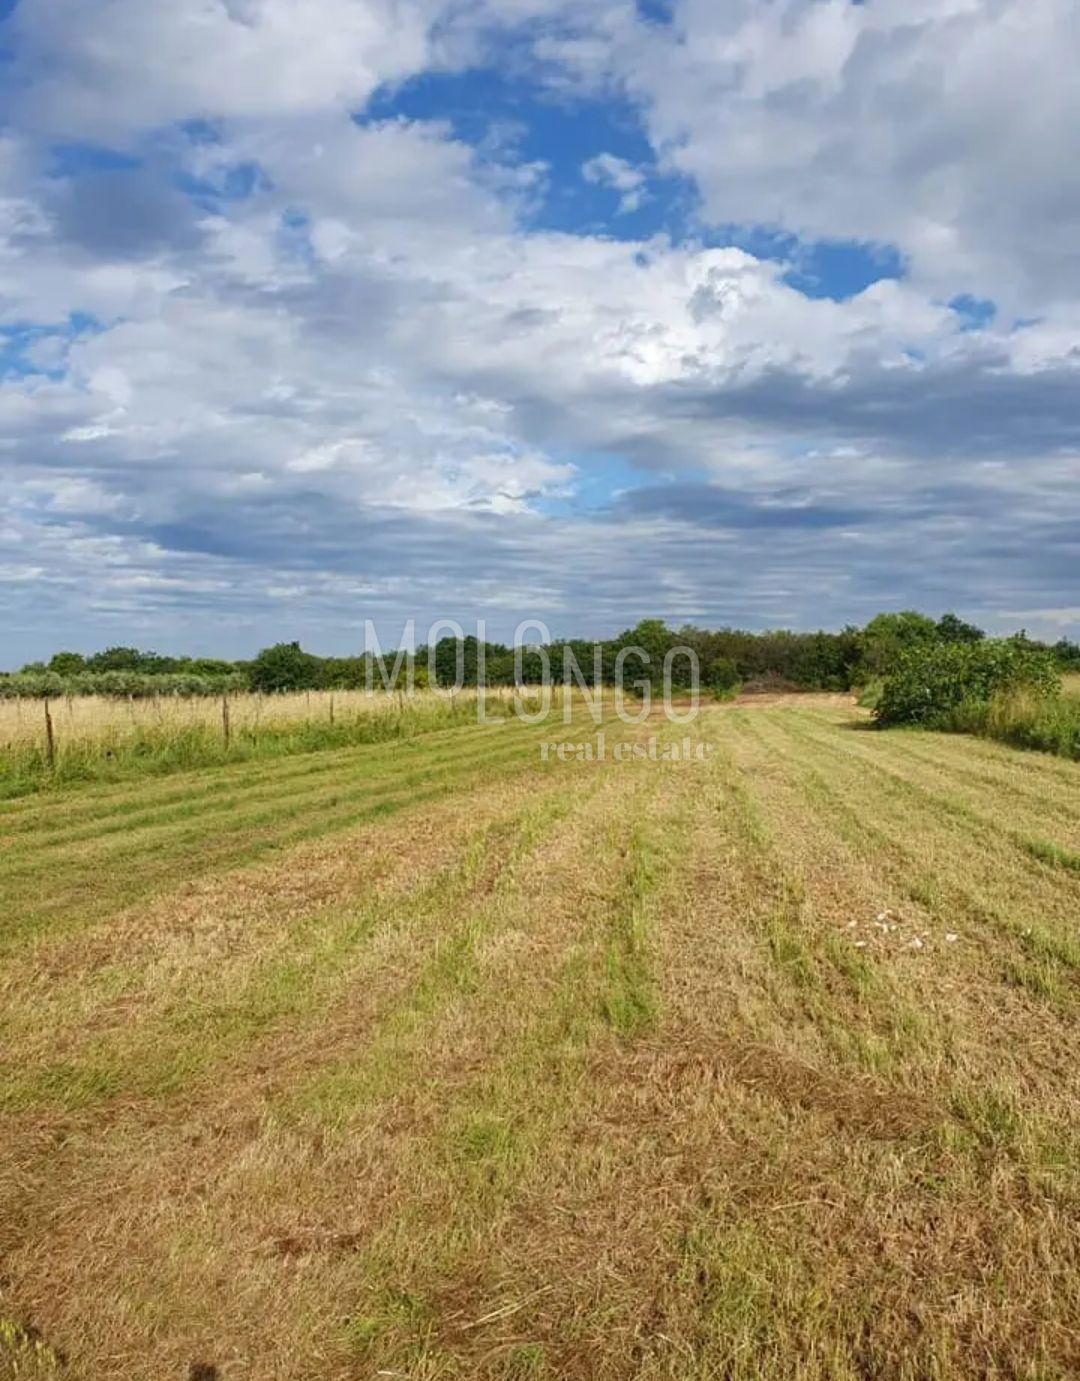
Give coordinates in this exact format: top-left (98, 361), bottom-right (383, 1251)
top-left (858, 611), bottom-right (939, 681)
top-left (189, 658), bottom-right (241, 677)
top-left (249, 642), bottom-right (322, 692)
top-left (607, 619), bottom-right (678, 690)
top-left (1052, 638), bottom-right (1080, 670)
top-left (936, 612), bottom-right (985, 644)
top-left (705, 654), bottom-right (740, 695)
top-left (48, 651), bottom-right (87, 676)
top-left (86, 647), bottom-right (148, 673)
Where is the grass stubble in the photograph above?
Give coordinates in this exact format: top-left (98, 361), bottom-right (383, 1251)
top-left (1, 699), bottom-right (1080, 1378)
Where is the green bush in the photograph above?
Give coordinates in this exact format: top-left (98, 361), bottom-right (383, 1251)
top-left (875, 639), bottom-right (1060, 728)
top-left (705, 655), bottom-right (740, 696)
top-left (856, 679), bottom-right (884, 711)
top-left (0, 671), bottom-right (246, 699)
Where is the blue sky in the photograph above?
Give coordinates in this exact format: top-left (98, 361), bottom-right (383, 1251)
top-left (1, 0), bottom-right (1079, 663)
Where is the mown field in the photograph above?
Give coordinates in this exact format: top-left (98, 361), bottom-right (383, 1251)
top-left (2, 700), bottom-right (1080, 1380)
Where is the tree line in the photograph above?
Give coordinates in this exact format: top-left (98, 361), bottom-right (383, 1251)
top-left (5, 612), bottom-right (1079, 698)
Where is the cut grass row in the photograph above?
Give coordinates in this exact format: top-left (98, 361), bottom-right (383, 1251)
top-left (763, 711), bottom-right (1080, 1006)
top-left (0, 709), bottom-right (622, 956)
top-left (0, 766), bottom-right (621, 1113)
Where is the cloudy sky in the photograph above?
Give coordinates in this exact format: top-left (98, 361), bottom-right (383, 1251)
top-left (2, 0), bottom-right (1079, 662)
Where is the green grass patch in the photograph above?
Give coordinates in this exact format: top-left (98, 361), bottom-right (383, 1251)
top-left (1023, 837), bottom-right (1080, 873)
top-left (0, 1318), bottom-right (63, 1379)
top-left (601, 839), bottom-right (659, 1035)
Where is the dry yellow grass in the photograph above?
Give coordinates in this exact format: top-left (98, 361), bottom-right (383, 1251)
top-left (2, 701), bottom-right (1080, 1379)
top-left (0, 687), bottom-right (532, 751)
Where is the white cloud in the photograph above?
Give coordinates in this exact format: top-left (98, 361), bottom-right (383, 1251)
top-left (5, 0), bottom-right (435, 138)
top-left (582, 152), bottom-right (649, 214)
top-left (579, 0), bottom-right (1080, 308)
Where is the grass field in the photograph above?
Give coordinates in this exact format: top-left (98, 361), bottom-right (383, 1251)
top-left (3, 699), bottom-right (1080, 1379)
top-left (0, 690), bottom-right (533, 799)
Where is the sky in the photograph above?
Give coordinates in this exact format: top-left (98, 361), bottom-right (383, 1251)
top-left (2, 0), bottom-right (1079, 663)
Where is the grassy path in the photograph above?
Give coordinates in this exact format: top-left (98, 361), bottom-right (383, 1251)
top-left (2, 704), bottom-right (1080, 1379)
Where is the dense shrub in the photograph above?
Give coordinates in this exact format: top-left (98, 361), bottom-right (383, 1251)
top-left (0, 671), bottom-right (246, 699)
top-left (875, 639), bottom-right (1060, 728)
top-left (705, 655), bottom-right (740, 695)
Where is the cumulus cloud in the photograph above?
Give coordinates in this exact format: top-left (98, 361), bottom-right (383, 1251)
top-left (3, 0), bottom-right (434, 137)
top-left (552, 0), bottom-right (1080, 309)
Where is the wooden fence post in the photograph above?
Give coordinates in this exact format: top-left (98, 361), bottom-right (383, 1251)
top-left (44, 697), bottom-right (56, 770)
top-left (329, 693), bottom-right (335, 726)
top-left (222, 694), bottom-right (231, 749)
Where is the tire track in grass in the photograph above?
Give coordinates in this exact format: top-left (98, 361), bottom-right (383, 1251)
top-left (882, 729), bottom-right (1080, 829)
top-left (297, 748), bottom-right (695, 1381)
top-left (2, 798), bottom-right (552, 1116)
top-left (826, 721), bottom-right (1080, 888)
top-left (0, 692), bottom-right (603, 830)
top-left (720, 709), bottom-right (948, 1079)
top-left (788, 710), bottom-right (1080, 866)
top-left (0, 770), bottom-right (598, 1110)
top-left (740, 713), bottom-right (1080, 1379)
top-left (274, 726), bottom-right (681, 1137)
top-left (900, 720), bottom-right (1080, 784)
top-left (0, 713), bottom-right (518, 839)
top-left (0, 693), bottom-right (531, 805)
top-left (391, 707), bottom-right (1080, 1381)
top-left (768, 709), bottom-right (1076, 946)
top-left (1, 753), bottom-right (520, 953)
top-left (0, 720), bottom-right (521, 857)
top-left (716, 710), bottom-right (942, 1078)
top-left (0, 752), bottom-right (620, 1225)
top-left (7, 709), bottom-right (1080, 1380)
top-left (744, 710), bottom-right (1031, 1080)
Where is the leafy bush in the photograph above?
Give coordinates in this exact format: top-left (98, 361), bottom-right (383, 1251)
top-left (855, 679), bottom-right (884, 711)
top-left (875, 639), bottom-right (1060, 728)
top-left (705, 655), bottom-right (740, 696)
top-left (0, 671), bottom-right (246, 699)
